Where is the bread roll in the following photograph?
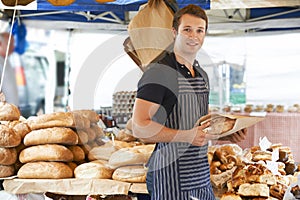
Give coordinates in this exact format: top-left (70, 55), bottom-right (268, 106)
top-left (77, 130), bottom-right (89, 145)
top-left (24, 127), bottom-right (78, 146)
top-left (17, 161), bottom-right (73, 179)
top-left (0, 124), bottom-right (21, 147)
top-left (112, 165), bottom-right (147, 183)
top-left (237, 183), bottom-right (269, 197)
top-left (67, 145), bottom-right (85, 162)
top-left (74, 162), bottom-right (114, 179)
top-left (108, 147), bottom-right (148, 169)
top-left (19, 144), bottom-right (74, 163)
top-left (116, 129), bottom-right (136, 142)
top-left (220, 193), bottom-right (242, 200)
top-left (72, 110), bottom-right (99, 123)
top-left (0, 102), bottom-right (20, 121)
top-left (84, 127), bottom-right (96, 142)
top-left (12, 122), bottom-right (31, 139)
top-left (26, 112), bottom-right (90, 130)
top-left (0, 147), bottom-right (17, 165)
top-left (88, 145), bottom-right (118, 161)
top-left (0, 164), bottom-right (15, 178)
top-left (47, 0), bottom-right (75, 6)
top-left (90, 124), bottom-right (104, 138)
top-left (1, 0), bottom-right (34, 6)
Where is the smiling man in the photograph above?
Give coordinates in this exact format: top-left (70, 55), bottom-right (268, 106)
top-left (132, 4), bottom-right (247, 200)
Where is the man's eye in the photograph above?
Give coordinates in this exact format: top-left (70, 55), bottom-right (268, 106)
top-left (183, 28), bottom-right (191, 32)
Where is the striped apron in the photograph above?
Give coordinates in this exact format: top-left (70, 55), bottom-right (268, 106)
top-left (147, 62), bottom-right (216, 200)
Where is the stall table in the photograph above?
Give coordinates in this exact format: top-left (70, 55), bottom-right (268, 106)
top-left (233, 112), bottom-right (300, 161)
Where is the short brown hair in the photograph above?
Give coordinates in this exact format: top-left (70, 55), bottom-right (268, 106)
top-left (172, 4), bottom-right (208, 31)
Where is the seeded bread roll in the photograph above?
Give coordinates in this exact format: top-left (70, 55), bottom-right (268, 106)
top-left (17, 161), bottom-right (73, 179)
top-left (23, 127), bottom-right (78, 146)
top-left (0, 124), bottom-right (21, 148)
top-left (0, 147), bottom-right (17, 165)
top-left (19, 144), bottom-right (74, 163)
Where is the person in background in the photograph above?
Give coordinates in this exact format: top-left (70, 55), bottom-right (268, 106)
top-left (0, 32), bottom-right (18, 106)
top-left (132, 4), bottom-right (247, 200)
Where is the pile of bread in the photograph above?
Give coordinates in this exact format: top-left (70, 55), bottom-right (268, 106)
top-left (0, 103), bottom-right (153, 184)
top-left (209, 143), bottom-right (300, 200)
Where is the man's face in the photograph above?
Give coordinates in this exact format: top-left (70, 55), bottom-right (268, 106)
top-left (174, 14), bottom-right (206, 57)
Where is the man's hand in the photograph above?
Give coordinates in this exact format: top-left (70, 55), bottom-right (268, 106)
top-left (219, 128), bottom-right (248, 143)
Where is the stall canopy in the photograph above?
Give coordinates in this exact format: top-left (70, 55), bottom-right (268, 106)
top-left (1, 0), bottom-right (300, 31)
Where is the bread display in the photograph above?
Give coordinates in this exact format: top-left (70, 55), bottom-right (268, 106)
top-left (17, 161), bottom-right (73, 179)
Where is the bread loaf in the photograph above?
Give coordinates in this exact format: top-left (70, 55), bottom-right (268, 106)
top-left (67, 145), bottom-right (85, 162)
top-left (0, 147), bottom-right (17, 165)
top-left (112, 165), bottom-right (147, 183)
top-left (200, 114), bottom-right (236, 135)
top-left (0, 102), bottom-right (20, 121)
top-left (17, 161), bottom-right (73, 179)
top-left (108, 147), bottom-right (148, 169)
top-left (237, 183), bottom-right (269, 197)
top-left (90, 124), bottom-right (104, 138)
top-left (77, 130), bottom-right (89, 145)
top-left (0, 124), bottom-right (21, 147)
top-left (23, 127), bottom-right (78, 146)
top-left (12, 122), bottom-right (31, 139)
top-left (0, 164), bottom-right (15, 178)
top-left (26, 112), bottom-right (90, 130)
top-left (19, 144), bottom-right (74, 163)
top-left (74, 162), bottom-right (114, 179)
top-left (47, 0), bottom-right (75, 6)
top-left (1, 0), bottom-right (34, 6)
top-left (72, 110), bottom-right (99, 123)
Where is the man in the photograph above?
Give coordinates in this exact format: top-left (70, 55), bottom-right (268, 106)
top-left (0, 32), bottom-right (18, 106)
top-left (132, 4), bottom-right (247, 200)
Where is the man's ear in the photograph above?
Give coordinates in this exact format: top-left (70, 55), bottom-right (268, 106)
top-left (172, 28), bottom-right (177, 38)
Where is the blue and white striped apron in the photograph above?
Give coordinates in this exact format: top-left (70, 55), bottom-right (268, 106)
top-left (147, 62), bottom-right (215, 200)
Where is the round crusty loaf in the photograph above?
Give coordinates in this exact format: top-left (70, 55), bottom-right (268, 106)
top-left (0, 124), bottom-right (21, 148)
top-left (19, 144), bottom-right (74, 163)
top-left (67, 145), bottom-right (85, 162)
top-left (200, 114), bottom-right (236, 135)
top-left (17, 161), bottom-right (73, 179)
top-left (0, 147), bottom-right (17, 165)
top-left (23, 127), bottom-right (78, 146)
top-left (0, 102), bottom-right (20, 121)
top-left (0, 164), bottom-right (15, 178)
top-left (1, 0), bottom-right (34, 6)
top-left (112, 165), bottom-right (147, 183)
top-left (74, 162), bottom-right (114, 179)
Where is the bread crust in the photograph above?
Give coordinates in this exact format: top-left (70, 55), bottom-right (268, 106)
top-left (0, 147), bottom-right (17, 165)
top-left (17, 161), bottom-right (73, 179)
top-left (1, 0), bottom-right (34, 6)
top-left (24, 127), bottom-right (78, 146)
top-left (0, 164), bottom-right (15, 178)
top-left (0, 102), bottom-right (20, 121)
top-left (112, 165), bottom-right (147, 183)
top-left (19, 144), bottom-right (74, 163)
top-left (0, 124), bottom-right (21, 147)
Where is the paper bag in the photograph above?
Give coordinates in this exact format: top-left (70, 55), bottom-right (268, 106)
top-left (127, 0), bottom-right (175, 70)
